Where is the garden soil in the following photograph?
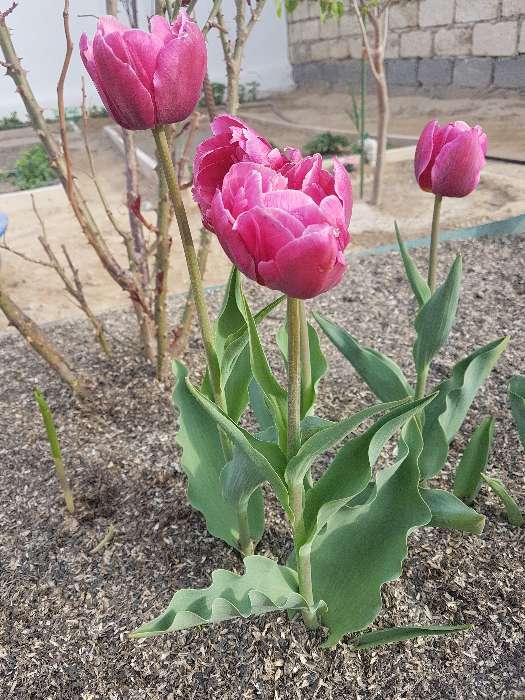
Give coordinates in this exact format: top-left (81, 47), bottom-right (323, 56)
top-left (0, 234), bottom-right (523, 699)
top-left (1, 88), bottom-right (525, 332)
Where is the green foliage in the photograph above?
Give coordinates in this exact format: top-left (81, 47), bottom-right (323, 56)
top-left (509, 375), bottom-right (525, 452)
top-left (0, 111), bottom-right (27, 130)
top-left (421, 488), bottom-right (485, 534)
top-left (453, 417), bottom-right (495, 504)
top-left (351, 624), bottom-right (471, 651)
top-left (395, 223), bottom-right (431, 307)
top-left (131, 556), bottom-right (321, 638)
top-left (303, 131), bottom-right (351, 156)
top-left (9, 145), bottom-right (57, 190)
top-left (480, 474), bottom-right (523, 527)
top-left (239, 81), bottom-right (260, 103)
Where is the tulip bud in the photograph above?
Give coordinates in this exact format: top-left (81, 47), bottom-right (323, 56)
top-left (414, 119), bottom-right (488, 198)
top-left (80, 10), bottom-right (206, 131)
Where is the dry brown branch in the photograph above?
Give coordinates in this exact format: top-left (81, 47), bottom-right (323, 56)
top-left (0, 283), bottom-right (87, 396)
top-left (0, 239), bottom-right (54, 268)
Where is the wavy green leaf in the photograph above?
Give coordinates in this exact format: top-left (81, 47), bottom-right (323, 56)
top-left (421, 488), bottom-right (485, 534)
top-left (453, 417), bottom-right (495, 504)
top-left (413, 255), bottom-right (462, 373)
top-left (240, 292), bottom-right (288, 451)
top-left (185, 376), bottom-right (291, 515)
top-left (394, 222), bottom-right (431, 307)
top-left (509, 375), bottom-right (525, 452)
top-left (419, 337), bottom-right (508, 480)
top-left (248, 379), bottom-right (274, 432)
top-left (314, 312), bottom-right (412, 402)
top-left (131, 556), bottom-right (320, 638)
top-left (303, 398), bottom-right (434, 540)
top-left (173, 361), bottom-right (264, 550)
top-left (309, 420), bottom-right (431, 647)
top-left (351, 623), bottom-right (471, 651)
top-left (481, 474), bottom-right (523, 527)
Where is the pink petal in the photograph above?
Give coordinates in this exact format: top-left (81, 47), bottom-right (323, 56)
top-left (258, 225), bottom-right (345, 299)
top-left (262, 189), bottom-right (326, 228)
top-left (211, 114), bottom-right (252, 136)
top-left (319, 194), bottom-right (349, 249)
top-left (150, 15), bottom-right (173, 44)
top-left (97, 15), bottom-right (128, 36)
top-left (92, 33), bottom-right (156, 129)
top-left (414, 119), bottom-right (438, 191)
top-left (211, 192), bottom-right (256, 280)
top-left (153, 20), bottom-right (206, 124)
top-left (431, 128), bottom-right (486, 198)
top-left (123, 29), bottom-right (163, 92)
top-left (332, 158), bottom-right (353, 226)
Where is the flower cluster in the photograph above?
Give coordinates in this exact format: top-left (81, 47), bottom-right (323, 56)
top-left (193, 116), bottom-right (352, 299)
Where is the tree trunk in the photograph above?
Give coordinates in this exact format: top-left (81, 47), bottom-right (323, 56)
top-left (371, 71), bottom-right (389, 206)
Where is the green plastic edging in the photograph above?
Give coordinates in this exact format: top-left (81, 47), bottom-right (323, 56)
top-left (350, 214), bottom-right (525, 258)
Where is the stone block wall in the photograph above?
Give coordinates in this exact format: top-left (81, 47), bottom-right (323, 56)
top-left (287, 0), bottom-right (525, 89)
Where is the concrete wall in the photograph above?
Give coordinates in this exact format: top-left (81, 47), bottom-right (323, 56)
top-left (0, 1), bottom-right (292, 118)
top-left (287, 0), bottom-right (525, 90)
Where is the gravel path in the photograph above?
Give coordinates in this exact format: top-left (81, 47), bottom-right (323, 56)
top-left (0, 233), bottom-right (523, 700)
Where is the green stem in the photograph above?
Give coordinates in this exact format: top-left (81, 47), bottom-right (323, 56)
top-left (415, 364), bottom-right (429, 400)
top-left (299, 301), bottom-right (312, 417)
top-left (297, 544), bottom-right (318, 629)
top-left (287, 297), bottom-right (302, 460)
top-left (152, 125), bottom-right (223, 409)
top-left (427, 194), bottom-right (443, 293)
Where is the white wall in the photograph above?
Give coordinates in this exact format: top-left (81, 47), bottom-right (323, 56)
top-left (0, 1), bottom-right (292, 118)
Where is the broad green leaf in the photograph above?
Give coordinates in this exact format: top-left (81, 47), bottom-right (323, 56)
top-left (248, 379), bottom-right (275, 432)
top-left (314, 312), bottom-right (412, 402)
top-left (131, 556), bottom-right (320, 638)
top-left (351, 623), bottom-right (471, 651)
top-left (394, 222), bottom-right (431, 307)
top-left (419, 337), bottom-right (508, 480)
top-left (481, 474), bottom-right (523, 527)
top-left (421, 488), bottom-right (485, 534)
top-left (214, 266), bottom-right (245, 359)
top-left (509, 375), bottom-right (525, 451)
top-left (277, 320), bottom-right (328, 418)
top-left (173, 361), bottom-right (264, 551)
top-left (413, 255), bottom-right (462, 373)
top-left (285, 398), bottom-right (407, 489)
top-left (303, 397), bottom-right (434, 540)
top-left (240, 292), bottom-right (288, 451)
top-left (309, 420), bottom-right (431, 647)
top-left (185, 376), bottom-right (291, 515)
top-left (453, 417), bottom-right (495, 504)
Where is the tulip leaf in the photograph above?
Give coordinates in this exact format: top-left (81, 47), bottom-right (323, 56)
top-left (131, 556), bottom-right (321, 638)
top-left (419, 336), bottom-right (508, 480)
top-left (421, 488), bottom-right (485, 534)
top-left (394, 222), bottom-right (431, 307)
top-left (314, 312), bottom-right (412, 402)
top-left (284, 398), bottom-right (407, 491)
top-left (351, 623), bottom-right (471, 651)
top-left (309, 420), bottom-right (431, 648)
top-left (277, 320), bottom-right (328, 418)
top-left (453, 417), bottom-right (495, 504)
top-left (173, 361), bottom-right (265, 551)
top-left (240, 291), bottom-right (288, 452)
top-left (184, 375), bottom-right (291, 515)
top-left (413, 255), bottom-right (462, 374)
top-left (509, 375), bottom-right (525, 452)
top-left (248, 379), bottom-right (275, 432)
top-left (480, 474), bottom-right (523, 527)
top-left (303, 398), bottom-right (434, 540)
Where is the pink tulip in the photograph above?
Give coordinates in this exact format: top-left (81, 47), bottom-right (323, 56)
top-left (414, 120), bottom-right (488, 198)
top-left (80, 10), bottom-right (206, 131)
top-left (208, 157), bottom-right (352, 299)
top-left (192, 115), bottom-right (285, 228)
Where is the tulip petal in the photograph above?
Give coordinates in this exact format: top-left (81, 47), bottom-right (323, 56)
top-left (258, 225), bottom-right (345, 299)
top-left (262, 190), bottom-right (326, 228)
top-left (153, 23), bottom-right (206, 124)
top-left (414, 119), bottom-right (438, 191)
top-left (97, 15), bottom-right (127, 36)
top-left (123, 29), bottom-right (163, 92)
top-left (236, 208), bottom-right (297, 265)
top-left (92, 33), bottom-right (156, 130)
top-left (319, 194), bottom-right (349, 248)
top-left (333, 158), bottom-right (353, 226)
top-left (431, 129), bottom-right (486, 198)
top-left (150, 15), bottom-right (173, 44)
top-left (211, 192), bottom-right (257, 280)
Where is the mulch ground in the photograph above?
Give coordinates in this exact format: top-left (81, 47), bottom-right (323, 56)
top-left (1, 233), bottom-right (524, 700)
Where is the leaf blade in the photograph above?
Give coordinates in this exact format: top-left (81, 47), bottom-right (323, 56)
top-left (394, 221), bottom-right (431, 307)
top-left (481, 474), bottom-right (523, 527)
top-left (453, 417), bottom-right (495, 504)
top-left (421, 488), bottom-right (485, 534)
top-left (351, 623), bottom-right (472, 651)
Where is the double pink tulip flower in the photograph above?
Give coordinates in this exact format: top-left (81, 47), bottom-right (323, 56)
top-left (80, 10), bottom-right (206, 130)
top-left (193, 116), bottom-right (352, 300)
top-left (415, 119), bottom-right (488, 198)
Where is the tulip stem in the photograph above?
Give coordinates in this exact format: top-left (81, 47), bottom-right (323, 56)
top-left (287, 297), bottom-right (302, 460)
top-left (427, 194), bottom-right (443, 294)
top-left (152, 126), bottom-right (222, 402)
top-left (299, 301), bottom-right (312, 418)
